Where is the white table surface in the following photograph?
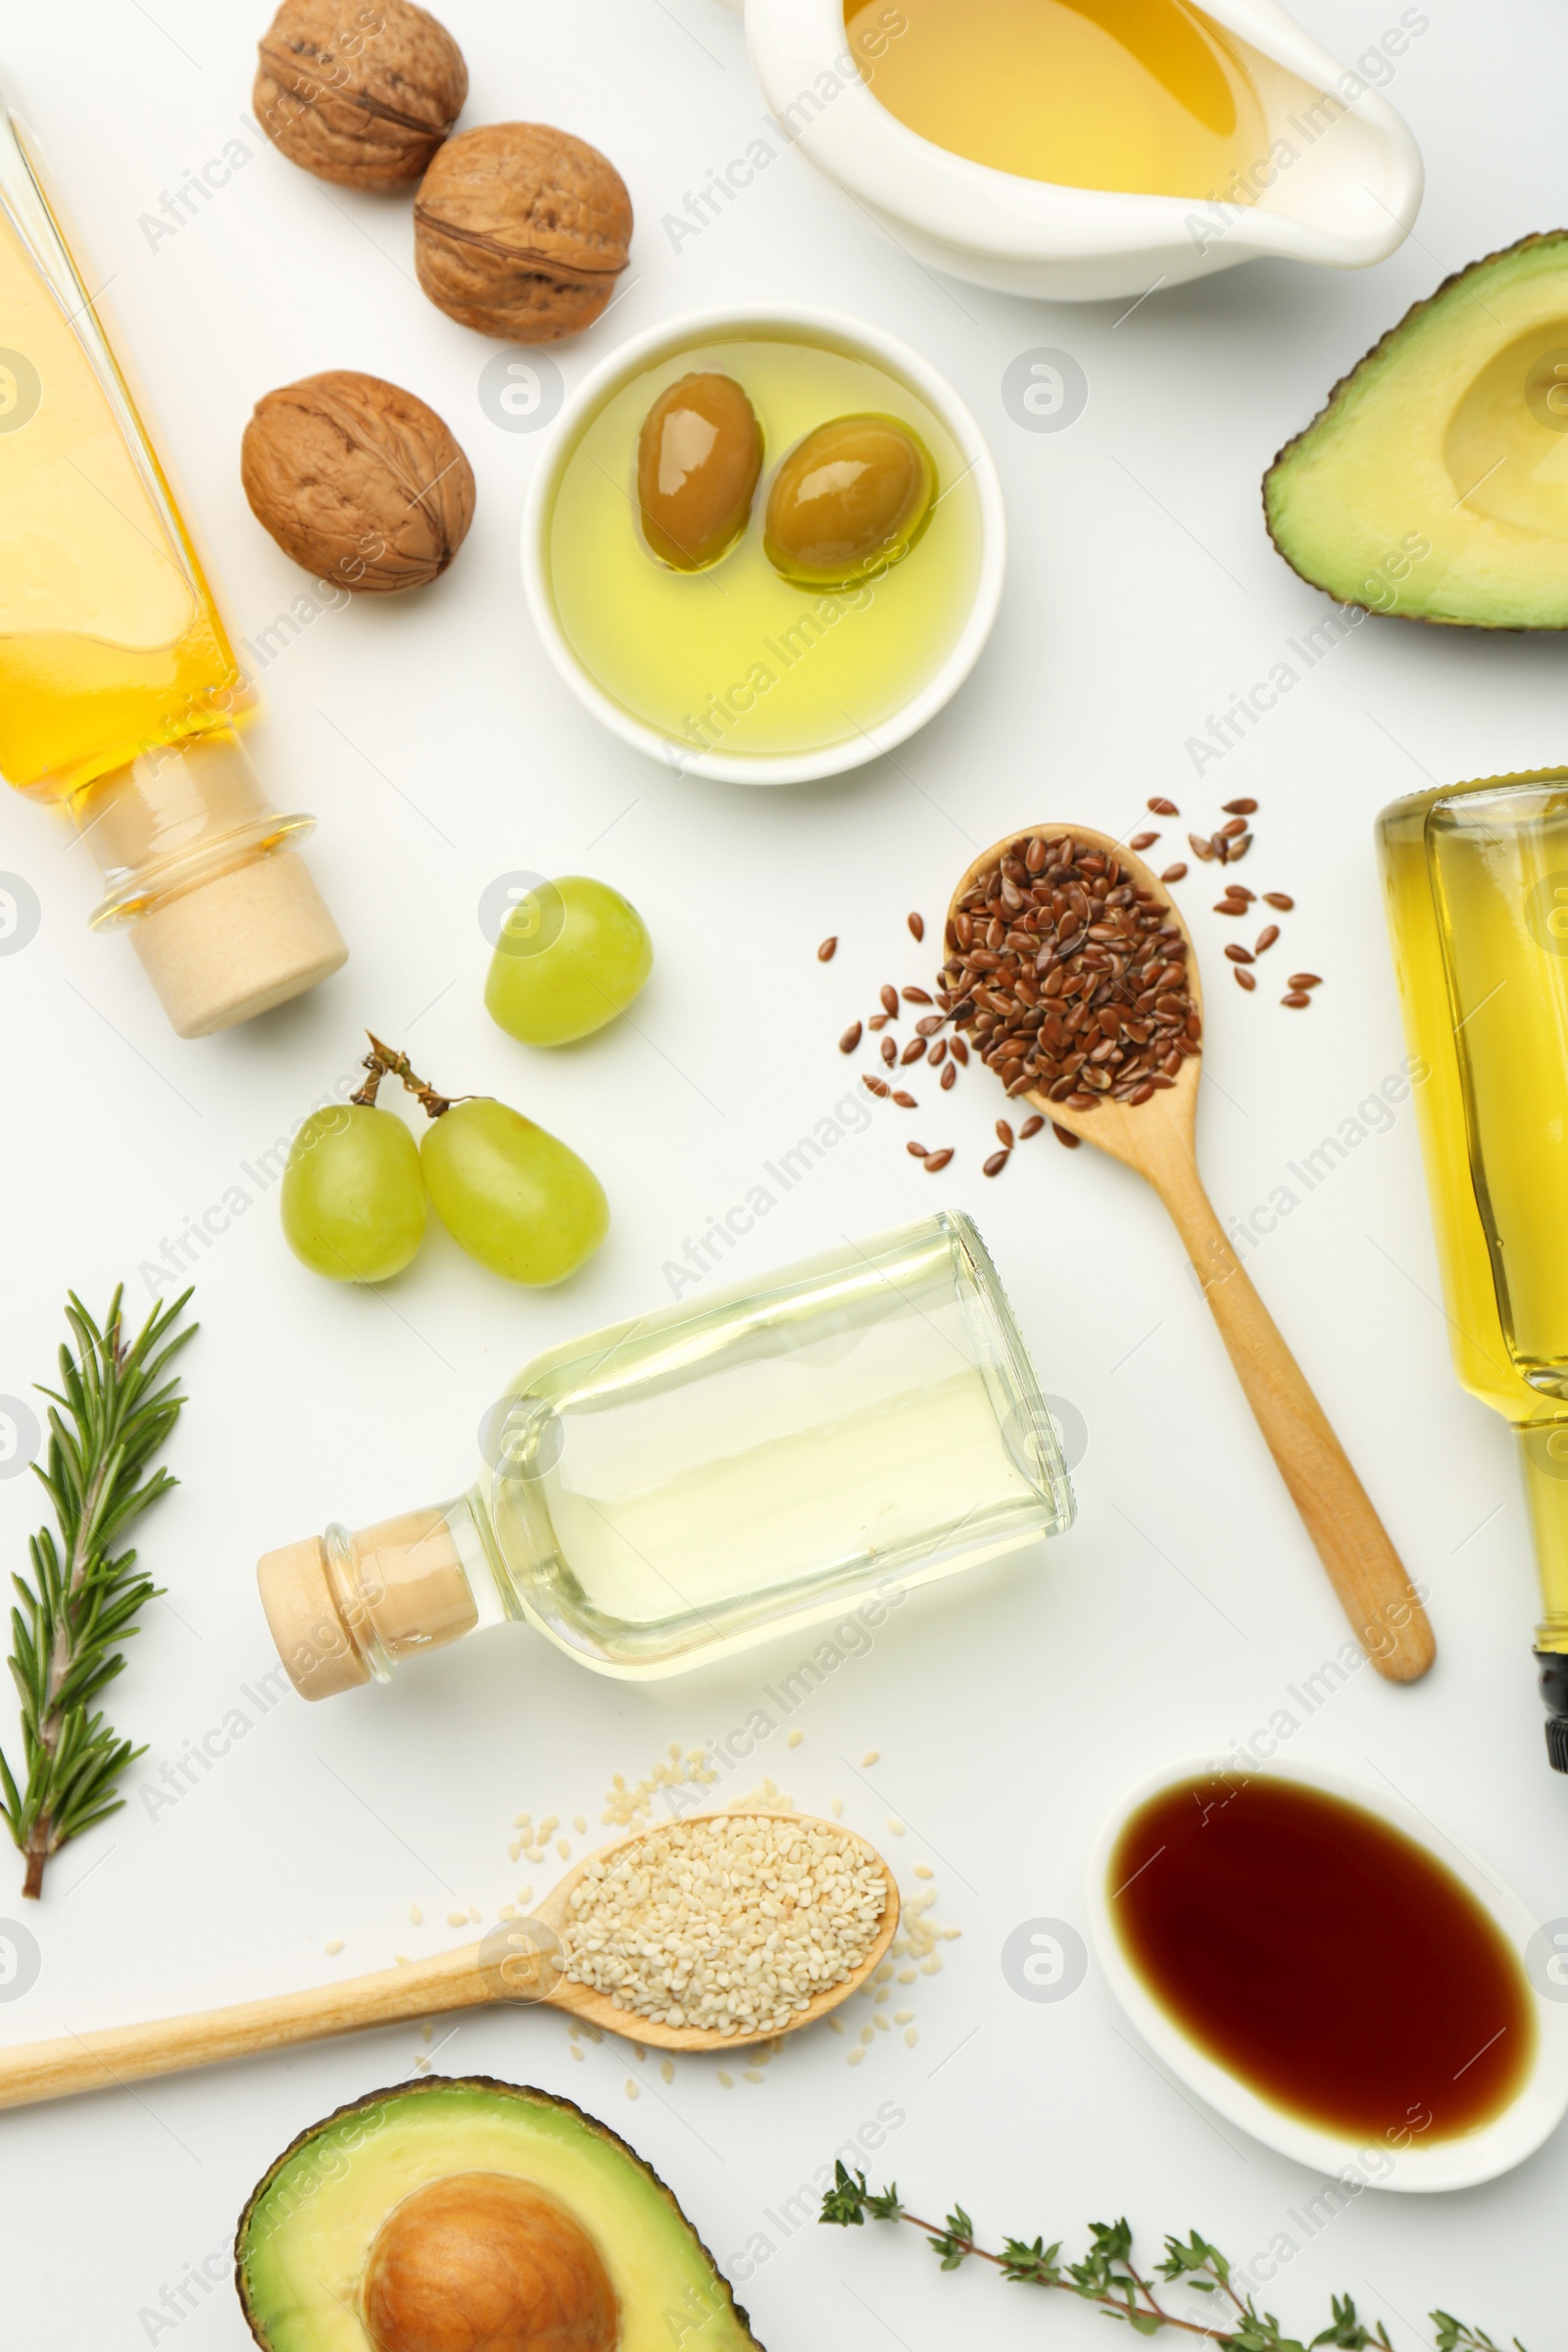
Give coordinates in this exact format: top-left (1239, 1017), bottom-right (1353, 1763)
top-left (1, 3), bottom-right (1563, 2344)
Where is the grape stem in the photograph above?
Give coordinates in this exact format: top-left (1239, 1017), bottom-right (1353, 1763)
top-left (357, 1034), bottom-right (473, 1120)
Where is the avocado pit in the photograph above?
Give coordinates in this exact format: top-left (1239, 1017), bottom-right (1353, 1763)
top-left (363, 2172), bottom-right (619, 2352)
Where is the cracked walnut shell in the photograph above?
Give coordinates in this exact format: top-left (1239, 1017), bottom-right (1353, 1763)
top-left (241, 371), bottom-right (476, 593)
top-left (255, 0), bottom-right (467, 189)
top-left (414, 123), bottom-right (633, 342)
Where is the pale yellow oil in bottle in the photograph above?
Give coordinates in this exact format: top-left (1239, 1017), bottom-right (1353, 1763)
top-left (845, 0), bottom-right (1271, 199)
top-left (545, 334), bottom-right (983, 761)
top-left (1378, 777), bottom-right (1568, 1652)
top-left (0, 202), bottom-right (250, 802)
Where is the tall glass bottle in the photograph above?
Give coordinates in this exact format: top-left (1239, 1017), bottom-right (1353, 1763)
top-left (1378, 771), bottom-right (1568, 1768)
top-left (0, 81), bottom-right (346, 1036)
top-left (258, 1214), bottom-right (1076, 1698)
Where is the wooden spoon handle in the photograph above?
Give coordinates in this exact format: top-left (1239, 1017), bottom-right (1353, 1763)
top-left (1157, 1161), bottom-right (1435, 1682)
top-left (0, 1944), bottom-right (495, 2112)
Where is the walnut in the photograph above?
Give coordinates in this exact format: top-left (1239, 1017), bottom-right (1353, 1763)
top-left (414, 123), bottom-right (633, 342)
top-left (241, 371), bottom-right (476, 593)
top-left (255, 0), bottom-right (467, 189)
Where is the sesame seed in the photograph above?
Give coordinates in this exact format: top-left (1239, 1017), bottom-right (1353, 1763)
top-left (517, 1886), bottom-right (533, 1906)
top-left (717, 2071), bottom-right (734, 2087)
top-left (830, 1798), bottom-right (844, 1817)
top-left (886, 1818), bottom-right (906, 1836)
top-left (569, 2045), bottom-right (583, 2060)
top-left (446, 1910), bottom-right (466, 1929)
top-left (324, 1938), bottom-right (344, 1956)
top-left (409, 1904), bottom-right (423, 1925)
top-left (913, 1864), bottom-right (933, 1881)
top-left (557, 1838), bottom-right (570, 1859)
top-left (905, 2028), bottom-right (918, 2047)
top-left (625, 2080), bottom-right (638, 2100)
top-left (743, 2068), bottom-right (764, 2083)
top-left (861, 1750), bottom-right (880, 1766)
top-left (848, 2048), bottom-right (865, 2066)
top-left (787, 1730), bottom-right (803, 1748)
top-left (661, 2060), bottom-right (674, 2083)
top-left (894, 2010), bottom-right (913, 2025)
top-left (574, 1816), bottom-right (588, 1835)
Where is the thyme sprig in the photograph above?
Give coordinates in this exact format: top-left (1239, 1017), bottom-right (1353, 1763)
top-left (0, 1288), bottom-right (195, 1897)
top-left (819, 2166), bottom-right (1524, 2352)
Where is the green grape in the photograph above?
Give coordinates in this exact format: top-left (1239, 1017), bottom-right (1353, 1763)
top-left (421, 1098), bottom-right (608, 1285)
top-left (484, 874), bottom-right (653, 1047)
top-left (280, 1105), bottom-right (427, 1283)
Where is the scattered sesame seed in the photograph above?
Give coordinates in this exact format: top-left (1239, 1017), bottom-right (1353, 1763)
top-left (514, 1812), bottom-right (531, 1829)
top-left (540, 1816), bottom-right (560, 1838)
top-left (569, 2044), bottom-right (584, 2061)
top-left (557, 1838), bottom-right (570, 1859)
top-left (829, 2015), bottom-right (846, 2034)
top-left (921, 1955), bottom-right (943, 1975)
top-left (409, 1904), bottom-right (423, 1925)
top-left (517, 1886), bottom-right (533, 1906)
top-left (787, 1730), bottom-right (803, 1748)
top-left (743, 2068), bottom-right (764, 2083)
top-left (905, 2028), bottom-right (918, 2047)
top-left (661, 2060), bottom-right (674, 2084)
top-left (446, 1910), bottom-right (466, 1929)
top-left (894, 2010), bottom-right (913, 2025)
top-left (625, 2080), bottom-right (638, 2100)
top-left (324, 1938), bottom-right (344, 1956)
top-left (898, 1968), bottom-right (916, 1984)
top-left (873, 2012), bottom-right (890, 2032)
top-left (467, 1905), bottom-right (481, 1925)
top-left (421, 2023), bottom-right (432, 2041)
top-left (860, 2026), bottom-right (874, 2045)
top-left (509, 1840), bottom-right (521, 1862)
top-left (875, 1986), bottom-right (890, 2005)
top-left (848, 2047), bottom-right (865, 2067)
top-left (913, 1864), bottom-right (933, 1881)
top-left (717, 2071), bottom-right (734, 2088)
top-left (633, 2044), bottom-right (646, 2063)
top-left (886, 1817), bottom-right (906, 1837)
top-left (574, 1816), bottom-right (588, 1835)
top-left (830, 1798), bottom-right (844, 1818)
top-left (861, 1750), bottom-right (880, 1766)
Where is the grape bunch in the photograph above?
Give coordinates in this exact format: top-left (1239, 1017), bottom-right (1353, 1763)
top-left (281, 1036), bottom-right (608, 1288)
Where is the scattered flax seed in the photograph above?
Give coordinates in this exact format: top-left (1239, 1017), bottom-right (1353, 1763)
top-left (950, 1035), bottom-right (969, 1066)
top-left (409, 1904), bottom-right (423, 1926)
top-left (900, 1038), bottom-right (926, 1065)
top-left (868, 1012), bottom-right (889, 1030)
top-left (907, 911), bottom-right (925, 941)
top-left (929, 1039), bottom-right (947, 1067)
top-left (862, 1075), bottom-right (890, 1099)
top-left (718, 2071), bottom-right (734, 2087)
top-left (1224, 945), bottom-right (1254, 965)
top-left (662, 2059), bottom-right (674, 2083)
top-left (1254, 925), bottom-right (1279, 954)
top-left (995, 1119), bottom-right (1014, 1147)
top-left (1288, 973), bottom-right (1322, 990)
top-left (923, 1150), bottom-right (953, 1172)
top-left (1053, 1123), bottom-right (1080, 1148)
top-left (1227, 833), bottom-right (1252, 861)
top-left (324, 1938), bottom-right (345, 1955)
top-left (560, 1814), bottom-right (887, 2034)
top-left (1282, 991), bottom-right (1311, 1007)
top-left (862, 1750), bottom-right (880, 1766)
top-left (839, 1022), bottom-right (862, 1054)
top-left (892, 1091), bottom-right (917, 1108)
top-left (880, 1036), bottom-right (898, 1066)
top-left (1235, 969), bottom-right (1256, 992)
top-left (1222, 797), bottom-right (1258, 815)
top-left (1149, 796), bottom-right (1180, 815)
top-left (1213, 900), bottom-right (1249, 917)
top-left (1218, 816), bottom-right (1249, 839)
top-left (1160, 862), bottom-right (1188, 884)
top-left (879, 984), bottom-right (899, 1016)
top-left (906, 1140), bottom-right (928, 1159)
top-left (940, 1064), bottom-right (956, 1091)
top-left (817, 937), bottom-right (837, 961)
top-left (1189, 833), bottom-right (1215, 862)
top-left (983, 1150), bottom-right (1010, 1177)
top-left (903, 986), bottom-right (933, 1004)
top-left (447, 1910), bottom-right (466, 1929)
top-left (1019, 1114), bottom-right (1044, 1139)
top-left (1128, 830), bottom-right (1159, 851)
top-left (1262, 892), bottom-right (1295, 910)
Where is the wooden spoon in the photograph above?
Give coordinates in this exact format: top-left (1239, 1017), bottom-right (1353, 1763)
top-left (950, 824), bottom-right (1434, 1683)
top-left (0, 1813), bottom-right (899, 2113)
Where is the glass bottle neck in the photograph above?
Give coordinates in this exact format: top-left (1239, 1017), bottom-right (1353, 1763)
top-left (1519, 1425), bottom-right (1568, 1652)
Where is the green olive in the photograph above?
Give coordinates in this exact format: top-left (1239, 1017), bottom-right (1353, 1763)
top-left (763, 413), bottom-right (937, 590)
top-left (636, 371), bottom-right (763, 571)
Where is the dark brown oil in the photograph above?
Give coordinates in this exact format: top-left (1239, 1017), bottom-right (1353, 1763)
top-left (1109, 1774), bottom-right (1535, 2141)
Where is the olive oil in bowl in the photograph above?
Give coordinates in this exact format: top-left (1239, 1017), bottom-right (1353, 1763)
top-left (537, 327), bottom-right (988, 773)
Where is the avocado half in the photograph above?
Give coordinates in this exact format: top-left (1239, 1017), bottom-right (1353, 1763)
top-left (1264, 231), bottom-right (1568, 629)
top-left (235, 2076), bottom-right (765, 2352)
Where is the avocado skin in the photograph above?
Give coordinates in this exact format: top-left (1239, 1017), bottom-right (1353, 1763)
top-left (1262, 229), bottom-right (1568, 631)
top-left (233, 2073), bottom-right (765, 2351)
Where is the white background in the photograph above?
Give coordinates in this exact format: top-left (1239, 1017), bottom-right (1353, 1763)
top-left (1, 2), bottom-right (1564, 2345)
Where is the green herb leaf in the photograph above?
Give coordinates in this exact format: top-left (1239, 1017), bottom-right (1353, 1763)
top-left (0, 1289), bottom-right (194, 1898)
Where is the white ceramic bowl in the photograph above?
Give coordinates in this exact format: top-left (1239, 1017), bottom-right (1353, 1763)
top-left (519, 305), bottom-right (1004, 787)
top-left (740, 0), bottom-right (1423, 301)
top-left (1087, 1752), bottom-right (1568, 2191)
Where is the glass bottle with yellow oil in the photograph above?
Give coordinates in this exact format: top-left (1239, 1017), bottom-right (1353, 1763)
top-left (1379, 771), bottom-right (1568, 1769)
top-left (0, 80), bottom-right (345, 1036)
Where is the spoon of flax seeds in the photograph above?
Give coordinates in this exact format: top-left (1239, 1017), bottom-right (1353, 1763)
top-left (945, 822), bottom-right (1434, 1685)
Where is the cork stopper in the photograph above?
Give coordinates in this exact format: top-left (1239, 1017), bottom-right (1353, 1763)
top-left (258, 1507), bottom-right (480, 1702)
top-left (129, 851), bottom-right (348, 1038)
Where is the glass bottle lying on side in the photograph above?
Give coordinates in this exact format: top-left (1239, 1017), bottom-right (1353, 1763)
top-left (0, 81), bottom-right (345, 1036)
top-left (258, 1214), bottom-right (1075, 1696)
top-left (1379, 770), bottom-right (1568, 1769)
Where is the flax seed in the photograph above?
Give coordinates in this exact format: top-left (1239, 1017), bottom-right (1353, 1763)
top-left (868, 1012), bottom-right (889, 1030)
top-left (1223, 944), bottom-right (1254, 964)
top-left (880, 1037), bottom-right (896, 1066)
top-left (1287, 973), bottom-right (1322, 990)
top-left (907, 911), bottom-right (925, 942)
top-left (903, 986), bottom-right (933, 1004)
top-left (901, 1038), bottom-right (927, 1064)
top-left (983, 1150), bottom-right (1010, 1176)
top-left (950, 1036), bottom-right (969, 1065)
top-left (995, 1119), bottom-right (1014, 1147)
top-left (1214, 900), bottom-right (1250, 915)
top-left (1053, 1123), bottom-right (1080, 1147)
top-left (1235, 967), bottom-right (1256, 991)
top-left (1221, 797), bottom-right (1257, 815)
top-left (1218, 816), bottom-right (1249, 838)
top-left (940, 1063), bottom-right (956, 1090)
top-left (1160, 862), bottom-right (1188, 883)
top-left (1019, 1115), bottom-right (1044, 1139)
top-left (923, 1149), bottom-right (954, 1171)
top-left (879, 984), bottom-right (899, 1017)
top-left (817, 937), bottom-right (837, 961)
top-left (1262, 892), bottom-right (1294, 910)
top-left (839, 1022), bottom-right (862, 1053)
top-left (1129, 830), bottom-right (1159, 850)
top-left (1188, 834), bottom-right (1215, 862)
top-left (906, 1141), bottom-right (929, 1158)
top-left (1149, 796), bottom-right (1180, 815)
top-left (1283, 991), bottom-right (1311, 1007)
top-left (1254, 925), bottom-right (1279, 954)
top-left (893, 1091), bottom-right (917, 1107)
top-left (929, 1039), bottom-right (948, 1066)
top-left (862, 1075), bottom-right (889, 1097)
top-left (1227, 833), bottom-right (1252, 860)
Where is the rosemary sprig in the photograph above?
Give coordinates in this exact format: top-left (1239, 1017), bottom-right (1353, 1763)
top-left (819, 2166), bottom-right (1525, 2352)
top-left (0, 1288), bottom-right (195, 1897)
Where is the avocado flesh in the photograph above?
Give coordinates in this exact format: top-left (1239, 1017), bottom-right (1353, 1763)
top-left (236, 2077), bottom-right (764, 2352)
top-left (1264, 231), bottom-right (1568, 629)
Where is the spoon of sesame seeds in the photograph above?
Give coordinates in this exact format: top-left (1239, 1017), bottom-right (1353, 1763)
top-left (0, 1812), bottom-right (901, 2111)
top-left (945, 823), bottom-right (1435, 1685)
